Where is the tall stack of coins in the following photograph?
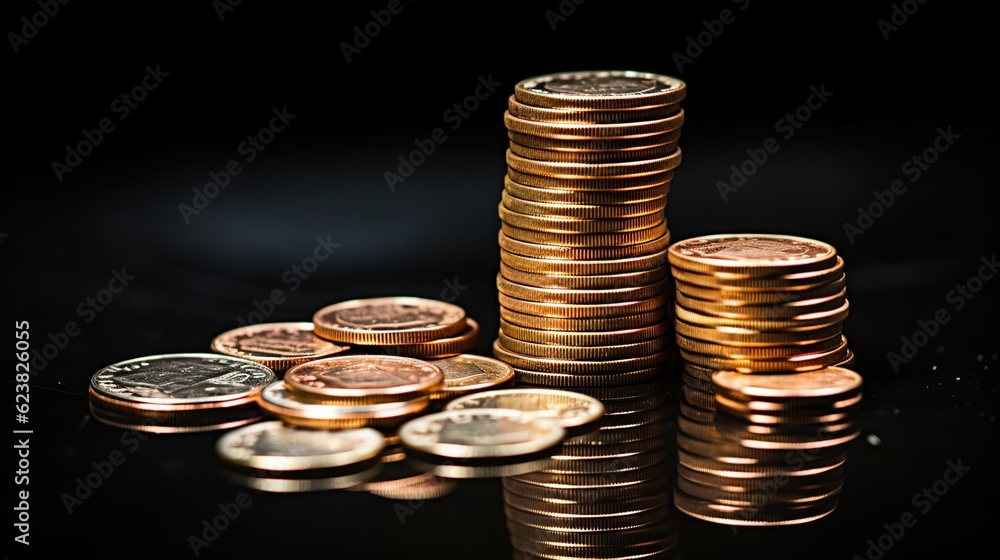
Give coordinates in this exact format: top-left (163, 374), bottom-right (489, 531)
top-left (88, 354), bottom-right (277, 433)
top-left (499, 382), bottom-right (681, 559)
top-left (494, 70), bottom-right (686, 387)
top-left (667, 233), bottom-right (860, 525)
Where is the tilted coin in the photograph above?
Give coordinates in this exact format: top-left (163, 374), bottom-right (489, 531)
top-left (215, 421), bottom-right (385, 471)
top-left (446, 388), bottom-right (604, 431)
top-left (399, 408), bottom-right (566, 459)
top-left (427, 354), bottom-right (515, 399)
top-left (283, 355), bottom-right (443, 402)
top-left (313, 296), bottom-right (466, 345)
top-left (90, 353), bottom-right (277, 405)
top-left (210, 322), bottom-right (350, 372)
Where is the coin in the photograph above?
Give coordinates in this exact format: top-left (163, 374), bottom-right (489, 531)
top-left (668, 234), bottom-right (838, 275)
top-left (399, 408), bottom-right (566, 459)
top-left (446, 388), bottom-right (605, 431)
top-left (257, 381), bottom-right (429, 429)
top-left (712, 367), bottom-right (863, 399)
top-left (215, 421), bottom-right (385, 471)
top-left (368, 318), bottom-right (480, 359)
top-left (514, 71), bottom-right (686, 109)
top-left (313, 296), bottom-right (466, 345)
top-left (210, 322), bottom-right (350, 372)
top-left (283, 355), bottom-right (443, 402)
top-left (507, 94), bottom-right (681, 123)
top-left (427, 354), bottom-right (515, 400)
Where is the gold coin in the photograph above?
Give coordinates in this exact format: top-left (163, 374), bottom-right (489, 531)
top-left (446, 388), bottom-right (605, 431)
top-left (500, 306), bottom-right (667, 331)
top-left (494, 339), bottom-right (668, 373)
top-left (499, 293), bottom-right (668, 319)
top-left (283, 355), bottom-right (443, 402)
top-left (503, 503), bottom-right (669, 532)
top-left (514, 70), bottom-right (686, 109)
top-left (676, 333), bottom-right (845, 359)
top-left (506, 148), bottom-right (681, 178)
top-left (509, 140), bottom-right (679, 163)
top-left (427, 354), bottom-right (515, 400)
top-left (498, 332), bottom-right (667, 361)
top-left (508, 129), bottom-right (681, 153)
top-left (506, 168), bottom-right (673, 190)
top-left (500, 262), bottom-right (668, 290)
top-left (674, 289), bottom-right (847, 320)
top-left (505, 490), bottom-right (666, 517)
top-left (668, 234), bottom-right (838, 276)
top-left (366, 318), bottom-right (480, 359)
top-left (399, 408), bottom-right (566, 459)
top-left (257, 381), bottom-right (430, 429)
top-left (674, 274), bottom-right (846, 303)
top-left (674, 301), bottom-right (849, 330)
top-left (221, 463), bottom-right (381, 493)
top-left (499, 230), bottom-right (671, 261)
top-left (671, 257), bottom-right (845, 291)
top-left (215, 421), bottom-right (385, 471)
top-left (674, 319), bottom-right (843, 347)
top-left (312, 296), bottom-right (466, 345)
top-left (712, 367), bottom-right (863, 400)
top-left (511, 367), bottom-right (667, 387)
top-left (210, 322), bottom-right (350, 372)
top-left (500, 224), bottom-right (669, 250)
top-left (500, 318), bottom-right (666, 346)
top-left (504, 110), bottom-right (684, 139)
top-left (679, 337), bottom-right (851, 373)
top-left (497, 274), bottom-right (667, 304)
top-left (502, 190), bottom-right (666, 219)
top-left (501, 249), bottom-right (668, 276)
top-left (499, 203), bottom-right (664, 234)
top-left (507, 94), bottom-right (681, 123)
top-left (503, 177), bottom-right (670, 205)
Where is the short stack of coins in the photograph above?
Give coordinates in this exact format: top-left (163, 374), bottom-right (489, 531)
top-left (667, 233), bottom-right (861, 525)
top-left (494, 70), bottom-right (687, 387)
top-left (500, 381), bottom-right (681, 559)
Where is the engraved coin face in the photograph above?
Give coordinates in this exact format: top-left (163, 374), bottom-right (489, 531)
top-left (211, 322), bottom-right (349, 367)
top-left (284, 355), bottom-right (444, 398)
top-left (669, 234), bottom-right (837, 270)
top-left (90, 353), bottom-right (276, 404)
top-left (712, 367), bottom-right (863, 399)
top-left (313, 297), bottom-right (467, 344)
top-left (446, 389), bottom-right (604, 429)
top-left (429, 354), bottom-right (515, 395)
top-left (515, 71), bottom-right (686, 108)
top-left (216, 420), bottom-right (385, 470)
top-left (399, 409), bottom-right (566, 458)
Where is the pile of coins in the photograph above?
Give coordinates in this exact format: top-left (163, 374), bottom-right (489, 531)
top-left (500, 382), bottom-right (681, 559)
top-left (667, 233), bottom-right (862, 525)
top-left (494, 70), bottom-right (686, 387)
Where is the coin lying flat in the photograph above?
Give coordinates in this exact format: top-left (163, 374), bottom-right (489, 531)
top-left (313, 297), bottom-right (467, 345)
top-left (210, 322), bottom-right (350, 372)
top-left (399, 408), bottom-right (566, 459)
top-left (215, 421), bottom-right (385, 471)
top-left (257, 381), bottom-right (429, 430)
top-left (283, 355), bottom-right (443, 403)
top-left (427, 354), bottom-right (515, 400)
top-left (446, 388), bottom-right (605, 432)
top-left (712, 367), bottom-right (863, 400)
top-left (514, 71), bottom-right (687, 109)
top-left (668, 234), bottom-right (838, 276)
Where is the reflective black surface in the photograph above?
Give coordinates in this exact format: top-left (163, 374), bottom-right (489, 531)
top-left (5, 1), bottom-right (998, 558)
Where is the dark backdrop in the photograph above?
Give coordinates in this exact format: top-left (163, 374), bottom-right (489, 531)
top-left (4, 1), bottom-right (997, 558)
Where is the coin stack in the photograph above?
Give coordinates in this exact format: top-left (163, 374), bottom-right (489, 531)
top-left (210, 322), bottom-right (351, 374)
top-left (494, 70), bottom-right (686, 388)
top-left (313, 296), bottom-right (478, 359)
top-left (88, 353), bottom-right (277, 433)
top-left (667, 233), bottom-right (861, 525)
top-left (500, 381), bottom-right (681, 559)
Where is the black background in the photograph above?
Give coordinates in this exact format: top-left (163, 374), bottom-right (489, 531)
top-left (4, 0), bottom-right (998, 558)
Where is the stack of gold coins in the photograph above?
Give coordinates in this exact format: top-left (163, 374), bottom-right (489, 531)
top-left (88, 353), bottom-right (276, 433)
top-left (494, 70), bottom-right (686, 387)
top-left (257, 355), bottom-right (444, 430)
top-left (312, 296), bottom-right (478, 359)
top-left (500, 381), bottom-right (681, 559)
top-left (667, 233), bottom-right (859, 526)
top-left (426, 354), bottom-right (515, 405)
top-left (210, 322), bottom-right (351, 375)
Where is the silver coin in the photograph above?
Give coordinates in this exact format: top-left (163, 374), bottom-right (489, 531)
top-left (399, 408), bottom-right (565, 459)
top-left (445, 388), bottom-right (604, 430)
